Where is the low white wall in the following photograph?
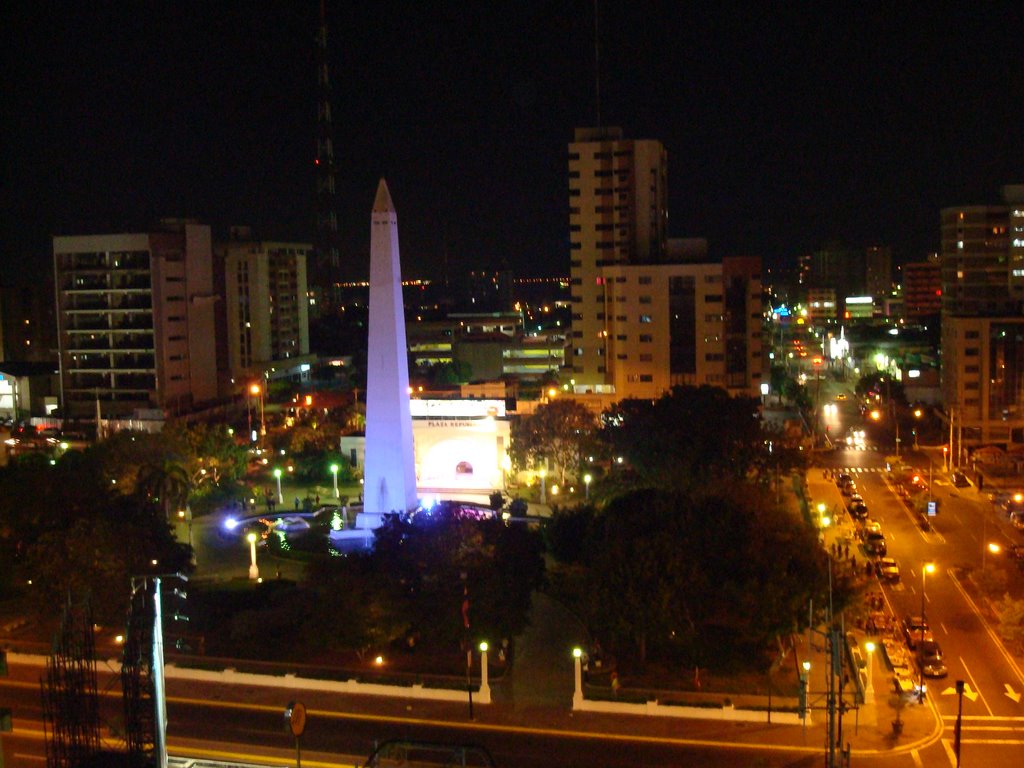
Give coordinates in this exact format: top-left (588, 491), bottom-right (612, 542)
top-left (8, 652), bottom-right (490, 705)
top-left (574, 696), bottom-right (808, 725)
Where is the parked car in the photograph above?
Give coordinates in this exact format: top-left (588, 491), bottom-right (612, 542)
top-left (864, 531), bottom-right (887, 556)
top-left (903, 615), bottom-right (933, 650)
top-left (876, 557), bottom-right (901, 583)
top-left (918, 640), bottom-right (948, 678)
top-left (849, 502), bottom-right (869, 520)
top-left (1011, 512), bottom-right (1024, 531)
top-left (842, 482), bottom-right (857, 497)
top-left (862, 519), bottom-right (883, 535)
top-left (951, 471), bottom-right (970, 488)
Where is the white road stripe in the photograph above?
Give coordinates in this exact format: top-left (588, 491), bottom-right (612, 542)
top-left (960, 656), bottom-right (995, 716)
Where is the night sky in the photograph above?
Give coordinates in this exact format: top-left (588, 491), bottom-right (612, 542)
top-left (3, 1), bottom-right (1023, 285)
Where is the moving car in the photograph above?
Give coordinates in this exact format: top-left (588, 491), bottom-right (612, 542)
top-left (864, 531), bottom-right (887, 556)
top-left (917, 640), bottom-right (948, 678)
top-left (876, 557), bottom-right (900, 583)
top-left (903, 615), bottom-right (933, 650)
top-left (836, 393), bottom-right (848, 401)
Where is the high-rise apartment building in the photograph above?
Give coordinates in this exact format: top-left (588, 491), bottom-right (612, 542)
top-left (939, 205), bottom-right (1013, 317)
top-left (53, 221), bottom-right (218, 419)
top-left (939, 186), bottom-right (1024, 450)
top-left (902, 254), bottom-right (941, 320)
top-left (864, 245), bottom-right (893, 298)
top-left (598, 257), bottom-right (762, 399)
top-left (568, 127), bottom-right (668, 391)
top-left (221, 231), bottom-right (311, 383)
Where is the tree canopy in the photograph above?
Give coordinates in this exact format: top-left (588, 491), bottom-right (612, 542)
top-left (601, 386), bottom-right (767, 493)
top-left (545, 486), bottom-right (839, 672)
top-left (511, 399), bottom-right (597, 483)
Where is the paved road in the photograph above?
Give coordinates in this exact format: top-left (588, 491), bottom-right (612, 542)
top-left (816, 400), bottom-right (1024, 767)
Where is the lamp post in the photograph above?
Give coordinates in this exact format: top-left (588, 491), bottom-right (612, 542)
top-left (330, 463), bottom-right (340, 499)
top-left (250, 383), bottom-right (265, 437)
top-left (919, 562), bottom-right (936, 702)
top-left (246, 532), bottom-right (259, 580)
top-left (983, 541), bottom-right (1000, 572)
top-left (583, 473), bottom-right (592, 501)
top-left (273, 467), bottom-right (283, 505)
top-left (802, 660), bottom-right (811, 713)
top-left (572, 647), bottom-right (584, 708)
top-left (864, 640), bottom-right (876, 696)
top-left (478, 641), bottom-right (491, 703)
top-left (539, 467), bottom-right (547, 505)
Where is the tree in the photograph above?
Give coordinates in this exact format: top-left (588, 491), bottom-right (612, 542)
top-left (512, 399), bottom-right (596, 483)
top-left (601, 386), bottom-right (767, 494)
top-left (546, 485), bottom-right (835, 672)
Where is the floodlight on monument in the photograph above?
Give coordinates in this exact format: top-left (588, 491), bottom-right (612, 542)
top-left (330, 462), bottom-right (340, 497)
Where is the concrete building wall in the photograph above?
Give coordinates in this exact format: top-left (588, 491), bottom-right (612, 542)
top-left (568, 127), bottom-right (668, 390)
top-left (53, 224), bottom-right (217, 418)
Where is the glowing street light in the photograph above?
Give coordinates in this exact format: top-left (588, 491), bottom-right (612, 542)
top-left (864, 641), bottom-right (876, 695)
top-left (330, 463), bottom-right (340, 498)
top-left (584, 473), bottom-right (592, 501)
top-left (479, 641), bottom-right (491, 701)
top-left (273, 467), bottom-right (283, 504)
top-left (249, 383), bottom-right (266, 437)
top-left (572, 647), bottom-right (584, 708)
top-left (919, 562), bottom-right (936, 702)
top-left (246, 531), bottom-right (259, 580)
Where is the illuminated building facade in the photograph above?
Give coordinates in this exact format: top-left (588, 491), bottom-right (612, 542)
top-left (53, 221), bottom-right (218, 418)
top-left (568, 126), bottom-right (668, 392)
top-left (220, 230), bottom-right (311, 383)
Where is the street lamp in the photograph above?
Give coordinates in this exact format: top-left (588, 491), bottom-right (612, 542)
top-left (572, 647), bottom-right (584, 708)
top-left (583, 473), bottom-right (592, 501)
top-left (919, 562), bottom-right (936, 702)
top-left (539, 467), bottom-right (547, 505)
top-left (246, 532), bottom-right (259, 580)
top-left (273, 467), bottom-right (283, 504)
top-left (330, 463), bottom-right (340, 499)
top-left (864, 640), bottom-right (876, 695)
top-left (478, 641), bottom-right (491, 702)
top-left (249, 383), bottom-right (265, 437)
top-left (983, 541), bottom-right (1001, 571)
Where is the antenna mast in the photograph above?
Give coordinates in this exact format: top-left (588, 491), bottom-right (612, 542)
top-left (593, 0), bottom-right (602, 127)
top-left (314, 0), bottom-right (340, 310)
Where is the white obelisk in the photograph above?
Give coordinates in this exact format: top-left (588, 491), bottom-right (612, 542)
top-left (357, 179), bottom-right (418, 529)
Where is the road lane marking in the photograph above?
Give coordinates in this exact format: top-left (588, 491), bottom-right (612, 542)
top-left (949, 572), bottom-right (1024, 688)
top-left (1005, 683), bottom-right (1022, 703)
top-left (940, 738), bottom-right (956, 767)
top-left (911, 747), bottom-right (924, 767)
top-left (940, 622), bottom-right (949, 635)
top-left (960, 657), bottom-right (994, 716)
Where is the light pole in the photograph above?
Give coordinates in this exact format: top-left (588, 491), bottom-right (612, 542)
top-left (583, 473), bottom-right (592, 501)
top-left (864, 640), bottom-right (876, 696)
top-left (478, 641), bottom-right (491, 703)
top-left (246, 532), bottom-right (259, 580)
top-left (273, 467), bottom-right (283, 504)
top-left (250, 383), bottom-right (265, 437)
top-left (330, 463), bottom-right (340, 499)
top-left (539, 467), bottom-right (547, 505)
top-left (919, 562), bottom-right (936, 702)
top-left (572, 647), bottom-right (584, 708)
top-left (983, 541), bottom-right (1000, 572)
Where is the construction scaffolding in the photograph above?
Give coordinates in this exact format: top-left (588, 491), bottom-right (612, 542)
top-left (41, 597), bottom-right (102, 768)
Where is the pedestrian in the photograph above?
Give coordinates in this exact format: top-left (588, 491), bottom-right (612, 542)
top-left (844, 543), bottom-right (850, 560)
top-left (315, 493), bottom-right (320, 506)
top-left (865, 561), bottom-right (874, 577)
top-left (295, 496), bottom-right (300, 510)
top-left (611, 671), bottom-right (621, 696)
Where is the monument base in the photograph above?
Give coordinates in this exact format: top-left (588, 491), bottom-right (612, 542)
top-left (354, 512), bottom-right (386, 530)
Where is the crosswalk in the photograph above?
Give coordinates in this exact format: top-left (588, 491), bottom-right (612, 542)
top-left (831, 467), bottom-right (885, 474)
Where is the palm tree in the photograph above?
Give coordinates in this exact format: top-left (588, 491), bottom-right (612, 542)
top-left (137, 459), bottom-right (191, 520)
